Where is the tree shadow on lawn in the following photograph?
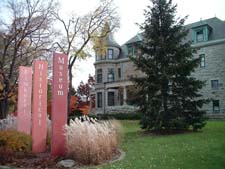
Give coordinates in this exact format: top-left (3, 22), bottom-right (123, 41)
top-left (142, 129), bottom-right (202, 136)
top-left (124, 129), bottom-right (202, 141)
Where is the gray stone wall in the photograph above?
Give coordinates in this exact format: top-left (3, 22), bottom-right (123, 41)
top-left (120, 60), bottom-right (143, 80)
top-left (94, 58), bottom-right (141, 83)
top-left (95, 62), bottom-right (117, 83)
top-left (110, 47), bottom-right (120, 59)
top-left (192, 42), bottom-right (225, 114)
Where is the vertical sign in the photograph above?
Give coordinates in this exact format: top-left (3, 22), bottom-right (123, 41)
top-left (51, 53), bottom-right (68, 156)
top-left (32, 60), bottom-right (48, 153)
top-left (17, 66), bottom-right (32, 135)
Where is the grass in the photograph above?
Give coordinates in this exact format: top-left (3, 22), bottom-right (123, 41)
top-left (102, 120), bottom-right (225, 169)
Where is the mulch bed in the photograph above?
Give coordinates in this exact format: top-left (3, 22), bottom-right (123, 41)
top-left (0, 148), bottom-right (124, 169)
top-left (0, 150), bottom-right (63, 169)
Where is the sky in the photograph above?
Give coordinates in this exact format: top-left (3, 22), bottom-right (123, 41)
top-left (2, 0), bottom-right (224, 88)
top-left (61, 0), bottom-right (225, 88)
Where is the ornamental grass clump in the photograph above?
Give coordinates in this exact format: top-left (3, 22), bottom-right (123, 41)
top-left (64, 116), bottom-right (122, 165)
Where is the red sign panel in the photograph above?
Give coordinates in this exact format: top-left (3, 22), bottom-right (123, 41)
top-left (51, 53), bottom-right (68, 156)
top-left (32, 60), bottom-right (48, 153)
top-left (17, 66), bottom-right (32, 135)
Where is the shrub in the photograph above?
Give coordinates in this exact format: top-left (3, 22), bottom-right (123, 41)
top-left (64, 116), bottom-right (122, 165)
top-left (67, 109), bottom-right (83, 123)
top-left (96, 112), bottom-right (141, 120)
top-left (0, 130), bottom-right (31, 152)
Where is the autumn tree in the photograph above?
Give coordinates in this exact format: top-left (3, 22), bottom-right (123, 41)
top-left (52, 0), bottom-right (119, 113)
top-left (93, 22), bottom-right (111, 57)
top-left (75, 75), bottom-right (95, 114)
top-left (77, 75), bottom-right (95, 103)
top-left (0, 0), bottom-right (57, 118)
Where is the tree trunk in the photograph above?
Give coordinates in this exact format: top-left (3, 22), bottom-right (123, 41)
top-left (67, 66), bottom-right (73, 115)
top-left (0, 79), bottom-right (10, 119)
top-left (0, 98), bottom-right (8, 119)
top-left (161, 77), bottom-right (169, 126)
top-left (0, 100), bottom-right (4, 119)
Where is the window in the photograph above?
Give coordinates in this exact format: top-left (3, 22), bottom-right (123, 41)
top-left (107, 68), bottom-right (114, 82)
top-left (192, 26), bottom-right (211, 43)
top-left (118, 68), bottom-right (121, 79)
top-left (200, 54), bottom-right (205, 67)
top-left (97, 69), bottom-right (102, 83)
top-left (133, 46), bottom-right (137, 55)
top-left (101, 53), bottom-right (106, 60)
top-left (108, 92), bottom-right (115, 106)
top-left (96, 51), bottom-right (101, 61)
top-left (128, 45), bottom-right (133, 56)
top-left (211, 80), bottom-right (219, 89)
top-left (96, 49), bottom-right (106, 61)
top-left (97, 92), bottom-right (103, 108)
top-left (196, 29), bottom-right (204, 42)
top-left (213, 100), bottom-right (220, 113)
top-left (107, 49), bottom-right (113, 59)
top-left (128, 44), bottom-right (138, 56)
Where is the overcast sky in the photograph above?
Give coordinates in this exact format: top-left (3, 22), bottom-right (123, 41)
top-left (62, 0), bottom-right (225, 88)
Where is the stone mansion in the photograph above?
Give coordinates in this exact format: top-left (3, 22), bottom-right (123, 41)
top-left (91, 17), bottom-right (225, 118)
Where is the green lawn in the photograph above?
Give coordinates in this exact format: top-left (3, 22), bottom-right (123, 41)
top-left (104, 120), bottom-right (225, 169)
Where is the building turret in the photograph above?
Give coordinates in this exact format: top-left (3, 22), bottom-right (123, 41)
top-left (95, 23), bottom-right (121, 61)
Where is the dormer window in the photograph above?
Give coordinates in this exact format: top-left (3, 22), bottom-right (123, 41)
top-left (107, 49), bottom-right (113, 59)
top-left (196, 30), bottom-right (204, 42)
top-left (128, 45), bottom-right (133, 56)
top-left (192, 24), bottom-right (212, 43)
top-left (127, 42), bottom-right (140, 56)
top-left (128, 45), bottom-right (138, 56)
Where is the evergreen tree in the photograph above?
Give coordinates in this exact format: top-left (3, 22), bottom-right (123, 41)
top-left (130, 0), bottom-right (208, 131)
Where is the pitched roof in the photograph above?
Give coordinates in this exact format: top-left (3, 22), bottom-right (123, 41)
top-left (124, 33), bottom-right (143, 45)
top-left (120, 44), bottom-right (128, 58)
top-left (105, 32), bottom-right (121, 48)
top-left (185, 17), bottom-right (225, 41)
top-left (119, 17), bottom-right (225, 58)
top-left (122, 17), bottom-right (225, 45)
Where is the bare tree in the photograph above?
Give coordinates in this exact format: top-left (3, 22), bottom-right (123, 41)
top-left (53, 0), bottom-right (120, 113)
top-left (0, 0), bottom-right (57, 118)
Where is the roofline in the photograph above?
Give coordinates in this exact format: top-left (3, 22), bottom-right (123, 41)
top-left (192, 38), bottom-right (225, 48)
top-left (123, 33), bottom-right (143, 45)
top-left (185, 17), bottom-right (222, 27)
